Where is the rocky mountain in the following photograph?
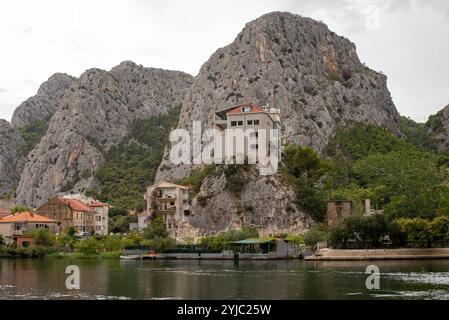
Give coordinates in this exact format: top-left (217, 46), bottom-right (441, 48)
top-left (157, 11), bottom-right (400, 182)
top-left (11, 73), bottom-right (76, 129)
top-left (427, 104), bottom-right (449, 152)
top-left (15, 61), bottom-right (193, 207)
top-left (155, 11), bottom-right (401, 238)
top-left (0, 120), bottom-right (25, 195)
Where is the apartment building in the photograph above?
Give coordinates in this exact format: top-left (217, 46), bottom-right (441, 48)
top-left (89, 201), bottom-right (109, 236)
top-left (142, 181), bottom-right (192, 237)
top-left (214, 102), bottom-right (282, 170)
top-left (35, 197), bottom-right (96, 235)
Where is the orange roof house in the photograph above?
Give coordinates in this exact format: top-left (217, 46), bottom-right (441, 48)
top-left (0, 211), bottom-right (57, 223)
top-left (0, 211), bottom-right (58, 238)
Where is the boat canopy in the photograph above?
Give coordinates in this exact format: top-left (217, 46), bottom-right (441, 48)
top-left (228, 238), bottom-right (273, 245)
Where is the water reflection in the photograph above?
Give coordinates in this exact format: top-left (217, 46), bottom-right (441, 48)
top-left (1, 258), bottom-right (449, 300)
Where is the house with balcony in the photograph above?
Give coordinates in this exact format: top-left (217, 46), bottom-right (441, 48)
top-left (89, 201), bottom-right (109, 236)
top-left (142, 181), bottom-right (192, 237)
top-left (0, 211), bottom-right (58, 244)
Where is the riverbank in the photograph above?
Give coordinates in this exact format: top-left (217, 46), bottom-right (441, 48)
top-left (305, 248), bottom-right (449, 261)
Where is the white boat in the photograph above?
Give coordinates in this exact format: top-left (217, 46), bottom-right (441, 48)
top-left (119, 255), bottom-right (141, 260)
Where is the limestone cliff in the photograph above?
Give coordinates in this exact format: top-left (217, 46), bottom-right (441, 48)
top-left (11, 73), bottom-right (76, 129)
top-left (15, 62), bottom-right (193, 207)
top-left (156, 12), bottom-right (401, 237)
top-left (427, 104), bottom-right (449, 152)
top-left (0, 120), bottom-right (25, 195)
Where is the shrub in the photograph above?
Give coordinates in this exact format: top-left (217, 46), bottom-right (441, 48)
top-left (10, 206), bottom-right (32, 214)
top-left (304, 225), bottom-right (327, 247)
top-left (24, 228), bottom-right (56, 247)
top-left (181, 165), bottom-right (215, 194)
top-left (329, 214), bottom-right (404, 249)
top-left (75, 237), bottom-right (101, 255)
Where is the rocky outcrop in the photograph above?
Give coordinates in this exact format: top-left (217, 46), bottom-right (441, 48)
top-left (15, 61), bottom-right (193, 207)
top-left (156, 11), bottom-right (401, 237)
top-left (11, 73), bottom-right (76, 129)
top-left (0, 120), bottom-right (25, 196)
top-left (177, 166), bottom-right (313, 241)
top-left (427, 104), bottom-right (449, 152)
top-left (156, 12), bottom-right (400, 182)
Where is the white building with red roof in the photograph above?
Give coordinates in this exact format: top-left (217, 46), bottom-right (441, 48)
top-left (215, 102), bottom-right (282, 173)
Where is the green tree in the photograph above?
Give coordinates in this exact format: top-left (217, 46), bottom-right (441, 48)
top-left (143, 215), bottom-right (168, 239)
top-left (94, 106), bottom-right (181, 212)
top-left (24, 228), bottom-right (55, 247)
top-left (10, 206), bottom-right (31, 214)
top-left (304, 225), bottom-right (327, 247)
top-left (353, 150), bottom-right (446, 219)
top-left (75, 237), bottom-right (101, 255)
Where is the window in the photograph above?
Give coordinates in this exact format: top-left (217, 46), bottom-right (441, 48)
top-left (237, 121), bottom-right (243, 126)
top-left (242, 107), bottom-right (251, 112)
top-left (231, 121), bottom-right (237, 127)
top-left (247, 120), bottom-right (253, 125)
top-left (250, 131), bottom-right (259, 137)
top-left (254, 120), bottom-right (260, 125)
top-left (184, 210), bottom-right (191, 216)
top-left (170, 201), bottom-right (175, 206)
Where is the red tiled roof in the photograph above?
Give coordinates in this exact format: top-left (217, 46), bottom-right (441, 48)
top-left (60, 198), bottom-right (95, 212)
top-left (0, 211), bottom-right (57, 223)
top-left (89, 201), bottom-right (110, 208)
top-left (227, 103), bottom-right (263, 115)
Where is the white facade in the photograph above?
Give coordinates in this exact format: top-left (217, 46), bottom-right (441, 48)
top-left (143, 181), bottom-right (192, 237)
top-left (90, 202), bottom-right (109, 236)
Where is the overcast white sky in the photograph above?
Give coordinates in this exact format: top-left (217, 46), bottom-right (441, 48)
top-left (0, 0), bottom-right (448, 123)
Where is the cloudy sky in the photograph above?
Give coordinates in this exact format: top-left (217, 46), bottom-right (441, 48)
top-left (0, 0), bottom-right (448, 123)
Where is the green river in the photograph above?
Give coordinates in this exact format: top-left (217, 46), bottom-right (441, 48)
top-left (1, 258), bottom-right (449, 299)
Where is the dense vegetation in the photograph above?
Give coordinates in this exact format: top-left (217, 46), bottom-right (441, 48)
top-left (283, 123), bottom-right (449, 249)
top-left (89, 106), bottom-right (181, 213)
top-left (399, 116), bottom-right (437, 152)
top-left (19, 118), bottom-right (49, 155)
top-left (0, 216), bottom-right (176, 258)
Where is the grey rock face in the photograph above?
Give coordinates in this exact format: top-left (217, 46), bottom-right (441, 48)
top-left (156, 12), bottom-right (401, 236)
top-left (428, 104), bottom-right (449, 151)
top-left (157, 11), bottom-right (400, 182)
top-left (11, 73), bottom-right (76, 129)
top-left (0, 120), bottom-right (25, 195)
top-left (178, 166), bottom-right (313, 240)
top-left (15, 61), bottom-right (193, 207)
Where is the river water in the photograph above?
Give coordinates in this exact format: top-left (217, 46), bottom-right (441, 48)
top-left (1, 258), bottom-right (449, 300)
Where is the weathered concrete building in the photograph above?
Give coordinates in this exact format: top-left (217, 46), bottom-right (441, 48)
top-left (35, 197), bottom-right (96, 235)
top-left (142, 181), bottom-right (192, 238)
top-left (214, 103), bottom-right (282, 174)
top-left (326, 200), bottom-right (353, 228)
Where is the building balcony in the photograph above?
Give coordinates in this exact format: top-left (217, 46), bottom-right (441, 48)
top-left (158, 207), bottom-right (176, 213)
top-left (214, 117), bottom-right (227, 130)
top-left (157, 195), bottom-right (177, 200)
